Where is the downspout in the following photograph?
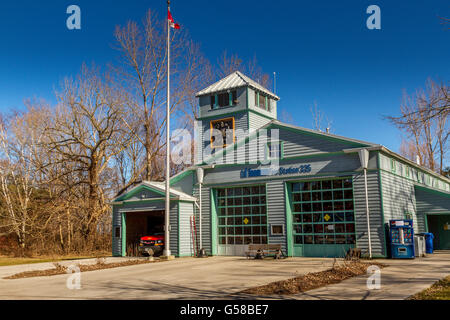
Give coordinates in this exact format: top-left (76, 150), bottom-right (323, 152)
top-left (197, 168), bottom-right (204, 250)
top-left (358, 149), bottom-right (372, 259)
top-left (194, 164), bottom-right (215, 256)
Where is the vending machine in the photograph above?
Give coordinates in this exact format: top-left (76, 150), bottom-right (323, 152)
top-left (389, 219), bottom-right (415, 259)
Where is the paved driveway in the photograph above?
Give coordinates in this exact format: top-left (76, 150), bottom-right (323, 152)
top-left (234, 251), bottom-right (450, 300)
top-left (295, 251), bottom-right (450, 300)
top-left (0, 252), bottom-right (449, 300)
top-left (0, 256), bottom-right (335, 300)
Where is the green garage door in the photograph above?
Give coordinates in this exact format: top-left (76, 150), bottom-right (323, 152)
top-left (427, 215), bottom-right (450, 250)
top-left (290, 178), bottom-right (356, 257)
top-left (216, 185), bottom-right (268, 256)
top-left (415, 186), bottom-right (450, 250)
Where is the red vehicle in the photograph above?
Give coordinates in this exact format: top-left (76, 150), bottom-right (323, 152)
top-left (139, 233), bottom-right (164, 256)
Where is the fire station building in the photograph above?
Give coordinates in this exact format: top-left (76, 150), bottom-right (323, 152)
top-left (111, 71), bottom-right (450, 258)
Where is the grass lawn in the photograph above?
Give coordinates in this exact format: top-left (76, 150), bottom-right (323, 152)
top-left (0, 255), bottom-right (110, 267)
top-left (409, 276), bottom-right (450, 300)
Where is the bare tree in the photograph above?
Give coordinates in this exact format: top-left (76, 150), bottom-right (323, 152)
top-left (43, 66), bottom-right (131, 240)
top-left (0, 8), bottom-right (283, 256)
top-left (438, 16), bottom-right (450, 29)
top-left (216, 51), bottom-right (272, 89)
top-left (310, 101), bottom-right (333, 133)
top-left (399, 138), bottom-right (421, 165)
top-left (388, 79), bottom-right (449, 125)
top-left (217, 51), bottom-right (243, 78)
top-left (113, 10), bottom-right (207, 186)
top-left (113, 138), bottom-right (144, 191)
top-left (0, 107), bottom-right (46, 248)
top-left (279, 109), bottom-right (295, 125)
top-left (387, 79), bottom-right (449, 174)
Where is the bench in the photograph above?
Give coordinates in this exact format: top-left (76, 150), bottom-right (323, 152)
top-left (245, 244), bottom-right (285, 259)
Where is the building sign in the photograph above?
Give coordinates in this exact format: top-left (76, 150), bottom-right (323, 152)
top-left (240, 164), bottom-right (311, 179)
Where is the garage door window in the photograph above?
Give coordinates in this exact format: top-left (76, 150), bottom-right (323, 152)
top-left (291, 178), bottom-right (356, 245)
top-left (217, 185), bottom-right (268, 245)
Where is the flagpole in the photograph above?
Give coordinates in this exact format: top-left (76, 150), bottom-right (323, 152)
top-left (163, 0), bottom-right (172, 258)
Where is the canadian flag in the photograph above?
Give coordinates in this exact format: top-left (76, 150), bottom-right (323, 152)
top-left (168, 9), bottom-right (180, 29)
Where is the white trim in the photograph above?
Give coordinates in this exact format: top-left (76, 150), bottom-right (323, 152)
top-left (113, 180), bottom-right (197, 202)
top-left (344, 146), bottom-right (450, 184)
top-left (196, 71), bottom-right (280, 100)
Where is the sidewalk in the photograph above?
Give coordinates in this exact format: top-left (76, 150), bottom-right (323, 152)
top-left (0, 256), bottom-right (141, 279)
top-left (316, 250), bottom-right (449, 300)
top-left (259, 251), bottom-right (450, 300)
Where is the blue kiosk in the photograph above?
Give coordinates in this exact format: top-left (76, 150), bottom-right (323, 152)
top-left (389, 219), bottom-right (415, 259)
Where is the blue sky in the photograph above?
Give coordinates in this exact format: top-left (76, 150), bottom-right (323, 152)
top-left (0, 0), bottom-right (449, 153)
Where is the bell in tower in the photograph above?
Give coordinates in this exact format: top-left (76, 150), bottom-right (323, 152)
top-left (195, 71), bottom-right (280, 164)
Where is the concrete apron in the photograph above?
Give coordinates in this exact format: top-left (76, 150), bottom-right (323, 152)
top-left (0, 257), bottom-right (337, 299)
top-left (288, 250), bottom-right (450, 300)
top-left (0, 252), bottom-right (448, 300)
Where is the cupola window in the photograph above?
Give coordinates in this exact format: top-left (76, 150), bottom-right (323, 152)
top-left (255, 91), bottom-right (270, 111)
top-left (218, 92), bottom-right (229, 107)
top-left (211, 91), bottom-right (238, 110)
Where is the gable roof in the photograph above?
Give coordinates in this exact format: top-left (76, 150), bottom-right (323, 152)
top-left (196, 71), bottom-right (280, 100)
top-left (270, 123), bottom-right (448, 184)
top-left (270, 120), bottom-right (378, 148)
top-left (113, 181), bottom-right (196, 203)
top-left (201, 119), bottom-right (378, 164)
top-left (169, 167), bottom-right (195, 186)
top-left (198, 117), bottom-right (450, 185)
top-left (344, 145), bottom-right (450, 184)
